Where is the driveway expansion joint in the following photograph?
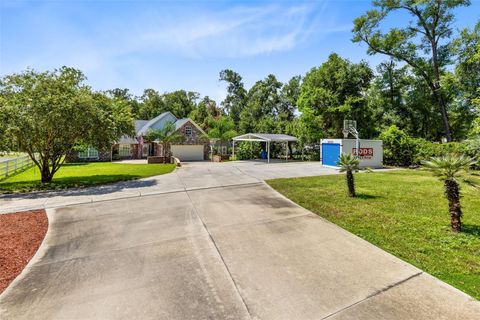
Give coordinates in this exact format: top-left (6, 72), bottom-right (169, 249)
top-left (321, 271), bottom-right (424, 319)
top-left (185, 188), bottom-right (254, 320)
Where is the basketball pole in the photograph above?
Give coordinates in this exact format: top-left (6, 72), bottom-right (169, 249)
top-left (344, 119), bottom-right (360, 157)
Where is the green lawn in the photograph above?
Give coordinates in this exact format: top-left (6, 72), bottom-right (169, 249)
top-left (0, 152), bottom-right (26, 159)
top-left (0, 162), bottom-right (176, 193)
top-left (267, 170), bottom-right (480, 300)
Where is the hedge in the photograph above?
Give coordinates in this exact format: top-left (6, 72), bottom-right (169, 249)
top-left (379, 125), bottom-right (479, 167)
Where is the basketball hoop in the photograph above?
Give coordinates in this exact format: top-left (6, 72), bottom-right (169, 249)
top-left (343, 120), bottom-right (358, 139)
top-left (343, 119), bottom-right (360, 157)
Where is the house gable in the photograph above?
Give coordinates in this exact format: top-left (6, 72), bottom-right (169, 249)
top-left (172, 118), bottom-right (209, 160)
top-left (136, 112), bottom-right (177, 136)
top-left (174, 119), bottom-right (209, 145)
top-left (176, 118), bottom-right (206, 135)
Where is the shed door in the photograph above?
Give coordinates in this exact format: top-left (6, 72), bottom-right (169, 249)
top-left (322, 143), bottom-right (341, 167)
top-left (170, 145), bottom-right (204, 161)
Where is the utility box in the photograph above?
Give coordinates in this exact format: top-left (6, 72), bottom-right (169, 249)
top-left (320, 139), bottom-right (383, 168)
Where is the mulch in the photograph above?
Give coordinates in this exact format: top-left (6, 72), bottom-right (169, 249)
top-left (0, 209), bottom-right (48, 294)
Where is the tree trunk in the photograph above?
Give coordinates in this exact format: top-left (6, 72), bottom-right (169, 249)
top-left (162, 142), bottom-right (166, 164)
top-left (346, 170), bottom-right (356, 197)
top-left (431, 82), bottom-right (452, 142)
top-left (41, 164), bottom-right (53, 183)
top-left (444, 179), bottom-right (462, 232)
top-left (387, 60), bottom-right (395, 111)
top-left (430, 33), bottom-right (453, 142)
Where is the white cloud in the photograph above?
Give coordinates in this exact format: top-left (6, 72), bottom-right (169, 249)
top-left (1, 0), bottom-right (351, 100)
top-left (109, 2), bottom-right (344, 58)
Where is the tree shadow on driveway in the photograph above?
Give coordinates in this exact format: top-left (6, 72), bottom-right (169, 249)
top-left (0, 176), bottom-right (158, 200)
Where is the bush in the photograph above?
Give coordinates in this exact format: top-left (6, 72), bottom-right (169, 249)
top-left (234, 141), bottom-right (262, 160)
top-left (379, 125), bottom-right (474, 167)
top-left (379, 125), bottom-right (416, 166)
top-left (411, 139), bottom-right (466, 164)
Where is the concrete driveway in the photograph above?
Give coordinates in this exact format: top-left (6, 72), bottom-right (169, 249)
top-left (0, 162), bottom-right (479, 319)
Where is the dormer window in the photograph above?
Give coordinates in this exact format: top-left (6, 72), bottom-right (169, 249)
top-left (185, 125), bottom-right (193, 136)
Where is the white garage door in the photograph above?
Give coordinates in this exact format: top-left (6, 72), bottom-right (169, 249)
top-left (170, 145), bottom-right (204, 161)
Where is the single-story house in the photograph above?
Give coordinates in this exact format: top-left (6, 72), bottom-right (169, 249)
top-left (68, 112), bottom-right (209, 162)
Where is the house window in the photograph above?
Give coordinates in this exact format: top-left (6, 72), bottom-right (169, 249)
top-left (185, 125), bottom-right (193, 136)
top-left (119, 144), bottom-right (131, 157)
top-left (78, 147), bottom-right (99, 159)
top-left (220, 146), bottom-right (227, 154)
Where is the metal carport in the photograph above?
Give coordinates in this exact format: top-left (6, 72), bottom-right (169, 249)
top-left (232, 133), bottom-right (297, 163)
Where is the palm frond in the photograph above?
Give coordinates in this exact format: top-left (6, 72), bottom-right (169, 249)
top-left (337, 153), bottom-right (360, 172)
top-left (422, 154), bottom-right (476, 181)
top-left (462, 178), bottom-right (479, 190)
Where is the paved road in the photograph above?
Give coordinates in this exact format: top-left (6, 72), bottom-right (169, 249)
top-left (0, 162), bottom-right (479, 319)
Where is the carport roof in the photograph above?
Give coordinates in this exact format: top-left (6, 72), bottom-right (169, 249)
top-left (232, 133), bottom-right (297, 142)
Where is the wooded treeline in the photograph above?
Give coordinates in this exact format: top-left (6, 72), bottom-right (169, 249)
top-left (2, 0), bottom-right (479, 151)
top-left (107, 0), bottom-right (480, 146)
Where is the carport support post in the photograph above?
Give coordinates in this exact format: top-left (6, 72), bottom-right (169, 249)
top-left (267, 141), bottom-right (270, 163)
top-left (232, 141), bottom-right (235, 160)
top-left (285, 141), bottom-right (288, 162)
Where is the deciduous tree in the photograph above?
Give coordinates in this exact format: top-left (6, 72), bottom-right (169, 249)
top-left (297, 53), bottom-right (374, 140)
top-left (0, 67), bottom-right (134, 182)
top-left (353, 0), bottom-right (471, 141)
top-left (219, 69), bottom-right (247, 126)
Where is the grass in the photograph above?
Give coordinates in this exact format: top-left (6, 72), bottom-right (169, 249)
top-left (0, 162), bottom-right (176, 193)
top-left (267, 170), bottom-right (480, 300)
top-left (0, 152), bottom-right (26, 159)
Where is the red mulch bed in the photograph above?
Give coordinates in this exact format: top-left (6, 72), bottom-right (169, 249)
top-left (0, 209), bottom-right (48, 293)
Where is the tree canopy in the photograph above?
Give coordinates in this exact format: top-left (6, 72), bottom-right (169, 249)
top-left (0, 67), bottom-right (134, 182)
top-left (1, 0), bottom-right (478, 171)
top-left (297, 53), bottom-right (374, 143)
top-left (219, 69), bottom-right (248, 125)
top-left (352, 0), bottom-right (471, 141)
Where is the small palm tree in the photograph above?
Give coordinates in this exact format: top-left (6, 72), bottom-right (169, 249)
top-left (145, 122), bottom-right (184, 163)
top-left (203, 117), bottom-right (237, 155)
top-left (337, 153), bottom-right (360, 197)
top-left (423, 154), bottom-right (477, 232)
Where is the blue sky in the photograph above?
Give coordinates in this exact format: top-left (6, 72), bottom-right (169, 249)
top-left (1, 0), bottom-right (479, 102)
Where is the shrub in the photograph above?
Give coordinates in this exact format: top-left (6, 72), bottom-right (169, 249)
top-left (234, 141), bottom-right (262, 160)
top-left (379, 125), bottom-right (416, 166)
top-left (379, 125), bottom-right (474, 167)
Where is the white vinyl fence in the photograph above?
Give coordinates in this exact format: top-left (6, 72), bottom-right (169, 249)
top-left (0, 155), bottom-right (35, 179)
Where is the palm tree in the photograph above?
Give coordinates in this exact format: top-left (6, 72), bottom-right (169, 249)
top-left (204, 117), bottom-right (237, 156)
top-left (145, 122), bottom-right (184, 163)
top-left (423, 154), bottom-right (477, 232)
top-left (337, 153), bottom-right (360, 197)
